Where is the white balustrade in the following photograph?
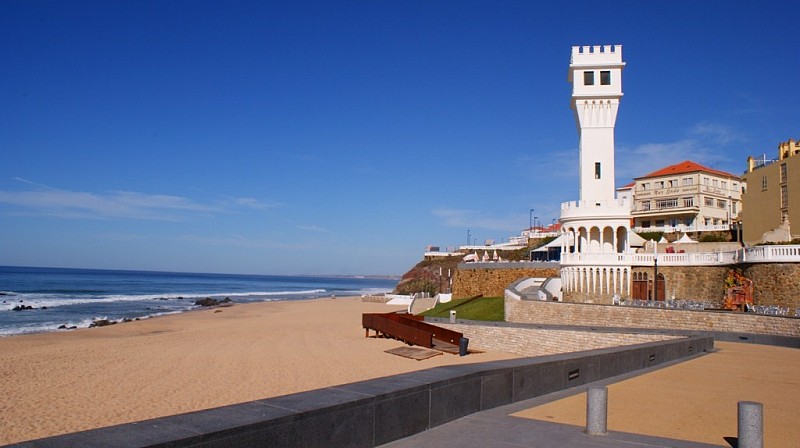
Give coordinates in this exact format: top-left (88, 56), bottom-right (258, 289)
top-left (561, 245), bottom-right (800, 267)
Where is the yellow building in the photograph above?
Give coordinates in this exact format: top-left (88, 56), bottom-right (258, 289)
top-left (741, 139), bottom-right (800, 244)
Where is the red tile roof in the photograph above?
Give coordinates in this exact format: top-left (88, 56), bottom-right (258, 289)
top-left (636, 160), bottom-right (738, 180)
top-left (617, 181), bottom-right (635, 189)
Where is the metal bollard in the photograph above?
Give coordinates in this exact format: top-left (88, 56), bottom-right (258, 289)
top-left (586, 387), bottom-right (608, 435)
top-left (449, 310), bottom-right (456, 323)
top-left (458, 337), bottom-right (469, 356)
top-left (738, 401), bottom-right (763, 448)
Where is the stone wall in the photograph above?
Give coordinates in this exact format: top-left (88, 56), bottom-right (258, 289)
top-left (505, 297), bottom-right (800, 337)
top-left (455, 261), bottom-right (799, 307)
top-left (439, 323), bottom-right (680, 357)
top-left (634, 265), bottom-right (730, 303)
top-left (742, 263), bottom-right (800, 308)
top-left (452, 266), bottom-right (559, 298)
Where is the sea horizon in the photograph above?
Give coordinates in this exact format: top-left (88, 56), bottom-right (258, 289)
top-left (0, 265), bottom-right (399, 337)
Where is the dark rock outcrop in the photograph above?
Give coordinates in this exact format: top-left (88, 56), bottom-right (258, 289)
top-left (194, 297), bottom-right (233, 307)
top-left (11, 305), bottom-right (35, 311)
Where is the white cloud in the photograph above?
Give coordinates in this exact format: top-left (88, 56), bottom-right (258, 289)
top-left (235, 197), bottom-right (279, 210)
top-left (0, 181), bottom-right (275, 221)
top-left (689, 122), bottom-right (745, 145)
top-left (297, 225), bottom-right (330, 233)
top-left (616, 121), bottom-right (747, 183)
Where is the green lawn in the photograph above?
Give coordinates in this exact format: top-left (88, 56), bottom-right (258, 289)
top-left (420, 297), bottom-right (504, 321)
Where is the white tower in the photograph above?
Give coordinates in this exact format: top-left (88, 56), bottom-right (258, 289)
top-left (568, 45), bottom-right (625, 202)
top-left (559, 44), bottom-right (633, 303)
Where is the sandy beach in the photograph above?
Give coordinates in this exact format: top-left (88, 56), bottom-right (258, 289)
top-left (0, 297), bottom-right (518, 445)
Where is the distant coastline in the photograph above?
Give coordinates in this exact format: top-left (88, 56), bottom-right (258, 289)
top-left (0, 266), bottom-right (397, 336)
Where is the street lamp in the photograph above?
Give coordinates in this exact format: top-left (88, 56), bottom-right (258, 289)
top-left (529, 209), bottom-right (535, 235)
top-left (466, 229), bottom-right (471, 246)
top-left (534, 216), bottom-right (538, 235)
top-left (653, 241), bottom-right (659, 302)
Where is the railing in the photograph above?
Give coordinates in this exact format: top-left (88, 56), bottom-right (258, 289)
top-left (632, 224), bottom-right (730, 233)
top-left (620, 299), bottom-right (799, 317)
top-left (560, 199), bottom-right (631, 220)
top-left (560, 245), bottom-right (800, 266)
top-left (562, 251), bottom-right (738, 266)
top-left (743, 245), bottom-right (800, 262)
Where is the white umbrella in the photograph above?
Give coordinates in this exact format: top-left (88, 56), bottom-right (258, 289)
top-left (493, 250), bottom-right (498, 261)
top-left (677, 233), bottom-right (697, 243)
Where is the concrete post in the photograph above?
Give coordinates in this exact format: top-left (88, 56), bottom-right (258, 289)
top-left (738, 401), bottom-right (763, 448)
top-left (449, 310), bottom-right (456, 324)
top-left (586, 387), bottom-right (608, 435)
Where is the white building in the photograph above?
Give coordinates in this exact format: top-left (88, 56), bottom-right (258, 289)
top-left (629, 161), bottom-right (743, 234)
top-left (559, 45), bottom-right (633, 300)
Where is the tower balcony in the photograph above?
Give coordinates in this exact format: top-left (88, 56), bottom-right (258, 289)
top-left (560, 199), bottom-right (631, 221)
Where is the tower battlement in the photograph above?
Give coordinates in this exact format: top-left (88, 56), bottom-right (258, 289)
top-left (570, 45), bottom-right (623, 66)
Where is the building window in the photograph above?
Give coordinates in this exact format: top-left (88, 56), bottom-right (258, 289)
top-left (640, 201), bottom-right (651, 211)
top-left (655, 220), bottom-right (665, 227)
top-left (732, 202), bottom-right (737, 214)
top-left (704, 177), bottom-right (710, 186)
top-left (642, 220), bottom-right (651, 228)
top-left (683, 197), bottom-right (694, 207)
top-left (717, 199), bottom-right (727, 209)
top-left (781, 163), bottom-right (787, 183)
top-left (642, 183), bottom-right (649, 190)
top-left (704, 197), bottom-right (714, 207)
top-left (682, 177), bottom-right (694, 186)
top-left (656, 181), bottom-right (665, 189)
top-left (721, 181), bottom-right (727, 189)
top-left (668, 179), bottom-right (677, 188)
top-left (713, 179), bottom-right (719, 188)
top-left (781, 185), bottom-right (788, 208)
top-left (595, 162), bottom-right (601, 179)
top-left (584, 71), bottom-right (594, 85)
top-left (600, 70), bottom-right (611, 85)
top-left (684, 217), bottom-right (693, 226)
top-left (761, 175), bottom-right (768, 190)
top-left (656, 198), bottom-right (679, 209)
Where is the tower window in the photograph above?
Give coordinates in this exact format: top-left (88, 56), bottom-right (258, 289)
top-left (583, 71), bottom-right (594, 85)
top-left (595, 162), bottom-right (601, 179)
top-left (600, 71), bottom-right (611, 85)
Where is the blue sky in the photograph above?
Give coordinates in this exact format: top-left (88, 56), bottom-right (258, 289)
top-left (1, 1), bottom-right (798, 275)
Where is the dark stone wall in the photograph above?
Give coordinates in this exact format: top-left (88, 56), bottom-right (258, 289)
top-left (452, 267), bottom-right (559, 298)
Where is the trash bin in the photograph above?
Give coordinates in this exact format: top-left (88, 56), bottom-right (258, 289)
top-left (459, 337), bottom-right (469, 356)
top-left (449, 310), bottom-right (456, 324)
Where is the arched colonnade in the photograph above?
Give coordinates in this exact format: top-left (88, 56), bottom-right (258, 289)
top-left (560, 224), bottom-right (630, 254)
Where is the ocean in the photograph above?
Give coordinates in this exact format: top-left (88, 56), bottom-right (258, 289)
top-left (0, 266), bottom-right (397, 336)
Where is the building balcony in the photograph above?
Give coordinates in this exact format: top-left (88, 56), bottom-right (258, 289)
top-left (631, 205), bottom-right (699, 216)
top-left (560, 199), bottom-right (631, 220)
top-left (632, 224), bottom-right (730, 234)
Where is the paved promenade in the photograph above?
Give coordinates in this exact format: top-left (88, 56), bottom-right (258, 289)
top-left (383, 341), bottom-right (800, 448)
